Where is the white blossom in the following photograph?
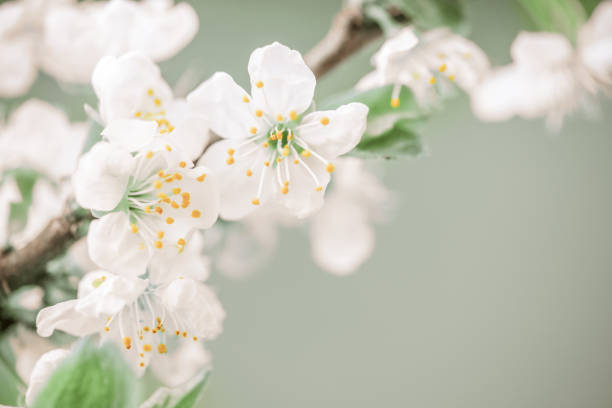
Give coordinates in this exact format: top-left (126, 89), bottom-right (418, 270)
top-left (357, 27), bottom-right (490, 107)
top-left (189, 42), bottom-right (369, 220)
top-left (471, 1), bottom-right (612, 129)
top-left (25, 349), bottom-right (70, 406)
top-left (72, 138), bottom-right (219, 276)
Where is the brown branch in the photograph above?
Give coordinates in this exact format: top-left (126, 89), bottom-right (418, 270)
top-left (0, 4), bottom-right (400, 291)
top-left (305, 6), bottom-right (383, 78)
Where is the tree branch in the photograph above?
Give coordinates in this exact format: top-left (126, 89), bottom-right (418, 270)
top-left (0, 4), bottom-right (401, 290)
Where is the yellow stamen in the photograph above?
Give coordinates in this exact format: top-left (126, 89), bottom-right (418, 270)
top-left (391, 98), bottom-right (400, 108)
top-left (227, 148), bottom-right (235, 156)
top-left (246, 169), bottom-right (253, 177)
top-left (134, 111), bottom-right (142, 118)
top-left (196, 174), bottom-right (206, 182)
top-left (242, 95), bottom-right (250, 103)
top-left (326, 163), bottom-right (335, 173)
top-left (255, 109), bottom-right (263, 117)
top-left (250, 127), bottom-right (258, 135)
top-left (192, 210), bottom-right (201, 218)
top-left (315, 186), bottom-right (323, 192)
top-left (166, 217), bottom-right (174, 224)
top-left (153, 180), bottom-right (162, 189)
top-left (165, 144), bottom-right (172, 152)
top-left (172, 187), bottom-right (181, 195)
top-left (177, 238), bottom-right (186, 246)
top-left (256, 81), bottom-right (264, 88)
top-left (179, 161), bottom-right (186, 168)
top-left (429, 77), bottom-right (436, 85)
top-left (123, 337), bottom-right (132, 350)
top-left (252, 198), bottom-right (260, 205)
top-left (154, 98), bottom-right (162, 106)
top-left (143, 344), bottom-right (152, 352)
top-left (158, 344), bottom-right (167, 354)
top-left (320, 117), bottom-right (330, 126)
top-left (276, 114), bottom-right (283, 122)
top-left (226, 157), bottom-right (235, 165)
top-left (155, 241), bottom-right (163, 249)
top-left (146, 151), bottom-right (153, 159)
top-left (289, 110), bottom-right (297, 120)
top-left (439, 64), bottom-right (447, 72)
top-left (147, 89), bottom-right (154, 96)
top-left (130, 224), bottom-right (138, 233)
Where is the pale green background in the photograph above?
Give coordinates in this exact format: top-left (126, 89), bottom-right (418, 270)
top-left (4, 0), bottom-right (612, 406)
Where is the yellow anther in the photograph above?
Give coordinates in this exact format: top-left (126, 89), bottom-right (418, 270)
top-left (181, 200), bottom-right (190, 208)
top-left (146, 151), bottom-right (153, 159)
top-left (269, 133), bottom-right (276, 141)
top-left (157, 192), bottom-right (168, 200)
top-left (391, 98), bottom-right (400, 108)
top-left (242, 95), bottom-right (250, 103)
top-left (255, 109), bottom-right (263, 117)
top-left (144, 206), bottom-right (151, 214)
top-left (301, 150), bottom-right (311, 158)
top-left (104, 326), bottom-right (109, 332)
top-left (166, 217), bottom-right (174, 224)
top-left (134, 111), bottom-right (142, 118)
top-left (143, 344), bottom-right (152, 352)
top-left (256, 81), bottom-right (264, 88)
top-left (192, 210), bottom-right (201, 218)
top-left (157, 231), bottom-right (164, 239)
top-left (139, 362), bottom-right (145, 368)
top-left (179, 161), bottom-right (186, 168)
top-left (172, 187), bottom-right (181, 195)
top-left (171, 201), bottom-right (179, 209)
top-left (157, 170), bottom-right (165, 178)
top-left (227, 148), bottom-right (235, 156)
top-left (276, 114), bottom-right (284, 122)
top-left (173, 173), bottom-right (182, 180)
top-left (281, 186), bottom-right (289, 194)
top-left (252, 198), bottom-right (260, 205)
top-left (155, 241), bottom-right (163, 249)
top-left (139, 353), bottom-right (144, 357)
top-left (175, 330), bottom-right (180, 336)
top-left (264, 161), bottom-right (270, 167)
top-left (290, 110), bottom-right (297, 120)
top-left (275, 131), bottom-right (283, 140)
top-left (177, 238), bottom-right (186, 246)
top-left (196, 173), bottom-right (206, 182)
top-left (429, 77), bottom-right (436, 85)
top-left (263, 142), bottom-right (269, 148)
top-left (130, 224), bottom-right (138, 234)
top-left (165, 176), bottom-right (174, 183)
top-left (181, 192), bottom-right (190, 200)
top-left (448, 74), bottom-right (455, 81)
top-left (315, 186), bottom-right (323, 192)
top-left (144, 326), bottom-right (150, 332)
top-left (320, 116), bottom-right (330, 126)
top-left (250, 127), bottom-right (258, 135)
top-left (293, 159), bottom-right (299, 164)
top-left (160, 129), bottom-right (168, 134)
top-left (123, 337), bottom-right (132, 350)
top-left (155, 206), bottom-right (163, 214)
top-left (153, 180), bottom-right (162, 189)
top-left (284, 181), bottom-right (289, 186)
top-left (193, 336), bottom-right (198, 341)
top-left (276, 157), bottom-right (283, 163)
top-left (226, 157), bottom-right (235, 165)
top-left (326, 163), bottom-right (335, 173)
top-left (246, 169), bottom-right (253, 177)
top-left (154, 98), bottom-right (162, 106)
top-left (165, 144), bottom-right (172, 152)
top-left (158, 344), bottom-right (167, 354)
top-left (182, 332), bottom-right (188, 338)
top-left (439, 63), bottom-right (447, 72)
top-left (282, 148), bottom-right (290, 157)
top-left (147, 89), bottom-right (154, 96)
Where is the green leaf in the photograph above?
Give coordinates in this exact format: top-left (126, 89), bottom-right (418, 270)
top-left (516, 0), bottom-right (587, 42)
top-left (353, 118), bottom-right (423, 158)
top-left (384, 0), bottom-right (465, 32)
top-left (32, 340), bottom-right (138, 408)
top-left (320, 85), bottom-right (426, 159)
top-left (0, 168), bottom-right (44, 235)
top-left (140, 371), bottom-right (210, 408)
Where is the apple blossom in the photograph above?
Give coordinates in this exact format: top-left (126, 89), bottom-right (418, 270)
top-left (189, 42), bottom-right (369, 220)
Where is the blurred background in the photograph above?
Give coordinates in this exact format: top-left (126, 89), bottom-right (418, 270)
top-left (2, 0), bottom-right (612, 407)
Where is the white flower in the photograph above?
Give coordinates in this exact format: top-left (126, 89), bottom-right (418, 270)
top-left (0, 99), bottom-right (87, 180)
top-left (25, 348), bottom-right (70, 407)
top-left (40, 0), bottom-right (198, 84)
top-left (91, 52), bottom-right (210, 160)
top-left (36, 270), bottom-right (225, 374)
top-left (72, 139), bottom-right (219, 276)
top-left (310, 158), bottom-right (392, 275)
top-left (471, 1), bottom-right (612, 129)
top-left (189, 42), bottom-right (369, 220)
top-left (357, 27), bottom-right (490, 107)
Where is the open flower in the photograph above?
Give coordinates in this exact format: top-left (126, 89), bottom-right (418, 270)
top-left (357, 27), bottom-right (490, 107)
top-left (92, 52), bottom-right (209, 159)
top-left (72, 137), bottom-right (219, 276)
top-left (36, 270), bottom-right (225, 374)
top-left (471, 1), bottom-right (612, 129)
top-left (189, 42), bottom-right (368, 220)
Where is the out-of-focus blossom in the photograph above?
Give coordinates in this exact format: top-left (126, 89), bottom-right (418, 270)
top-left (471, 1), bottom-right (612, 129)
top-left (357, 27), bottom-right (490, 107)
top-left (92, 52), bottom-right (210, 160)
top-left (310, 158), bottom-right (392, 275)
top-left (0, 99), bottom-right (87, 180)
top-left (190, 42), bottom-right (368, 220)
top-left (13, 286), bottom-right (44, 311)
top-left (0, 179), bottom-right (21, 245)
top-left (72, 139), bottom-right (218, 276)
top-left (150, 339), bottom-right (211, 388)
top-left (36, 270), bottom-right (225, 375)
top-left (25, 349), bottom-right (70, 406)
top-left (9, 325), bottom-right (57, 384)
top-left (0, 0), bottom-right (198, 97)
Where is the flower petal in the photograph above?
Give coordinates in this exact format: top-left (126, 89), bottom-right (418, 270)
top-left (298, 103), bottom-right (368, 158)
top-left (511, 31), bottom-right (574, 68)
top-left (149, 231), bottom-right (209, 284)
top-left (72, 142), bottom-right (135, 212)
top-left (92, 51), bottom-right (174, 123)
top-left (162, 278), bottom-right (225, 339)
top-left (88, 212), bottom-right (151, 276)
top-left (187, 72), bottom-right (261, 140)
top-left (25, 349), bottom-right (71, 407)
top-left (36, 300), bottom-right (104, 338)
top-left (248, 42), bottom-right (316, 117)
top-left (75, 273), bottom-right (147, 318)
top-left (0, 36), bottom-right (37, 98)
top-left (102, 119), bottom-right (158, 152)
